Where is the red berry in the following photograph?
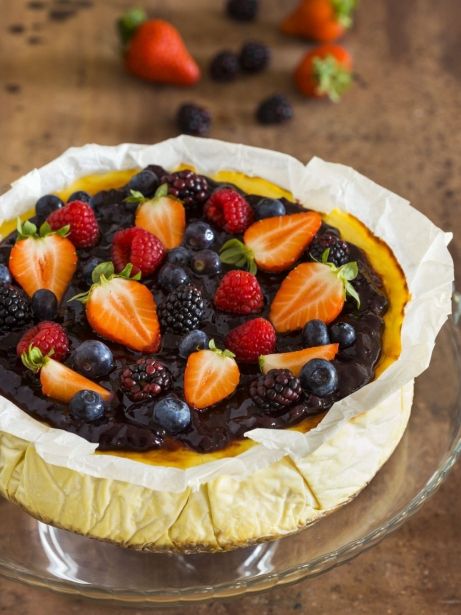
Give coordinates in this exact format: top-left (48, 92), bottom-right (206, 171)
top-left (225, 318), bottom-right (276, 363)
top-left (17, 321), bottom-right (69, 362)
top-left (214, 270), bottom-right (264, 314)
top-left (47, 200), bottom-right (100, 248)
top-left (112, 227), bottom-right (166, 277)
top-left (204, 188), bottom-right (254, 233)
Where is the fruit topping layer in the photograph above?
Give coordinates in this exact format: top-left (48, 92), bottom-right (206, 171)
top-left (0, 166), bottom-right (393, 456)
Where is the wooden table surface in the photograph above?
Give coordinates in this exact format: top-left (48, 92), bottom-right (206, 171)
top-left (0, 0), bottom-right (460, 613)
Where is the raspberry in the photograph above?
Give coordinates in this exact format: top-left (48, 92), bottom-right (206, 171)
top-left (256, 94), bottom-right (293, 125)
top-left (226, 0), bottom-right (258, 21)
top-left (204, 188), bottom-right (254, 233)
top-left (0, 284), bottom-right (32, 333)
top-left (16, 321), bottom-right (69, 361)
top-left (161, 170), bottom-right (210, 208)
top-left (209, 51), bottom-right (239, 82)
top-left (47, 200), bottom-right (100, 248)
top-left (112, 227), bottom-right (165, 277)
top-left (239, 41), bottom-right (270, 73)
top-left (309, 232), bottom-right (350, 267)
top-left (225, 318), bottom-right (276, 363)
top-left (250, 369), bottom-right (302, 412)
top-left (176, 103), bottom-right (212, 137)
top-left (159, 284), bottom-right (204, 333)
top-left (214, 270), bottom-right (263, 315)
top-left (120, 358), bottom-right (172, 402)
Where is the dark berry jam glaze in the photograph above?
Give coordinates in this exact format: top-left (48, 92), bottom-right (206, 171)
top-left (0, 170), bottom-right (389, 454)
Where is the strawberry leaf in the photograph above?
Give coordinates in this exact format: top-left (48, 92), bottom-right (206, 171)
top-left (21, 345), bottom-right (51, 373)
top-left (92, 261), bottom-right (115, 284)
top-left (209, 338), bottom-right (235, 359)
top-left (17, 218), bottom-right (37, 239)
top-left (345, 280), bottom-right (361, 308)
top-left (331, 0), bottom-right (357, 28)
top-left (313, 55), bottom-right (352, 103)
top-left (155, 183), bottom-right (169, 199)
top-left (124, 189), bottom-right (147, 204)
top-left (338, 261), bottom-right (358, 281)
top-left (220, 239), bottom-right (257, 275)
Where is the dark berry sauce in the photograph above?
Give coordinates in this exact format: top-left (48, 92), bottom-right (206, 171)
top-left (0, 170), bottom-right (389, 454)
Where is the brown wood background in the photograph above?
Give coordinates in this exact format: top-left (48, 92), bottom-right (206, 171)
top-left (0, 0), bottom-right (460, 613)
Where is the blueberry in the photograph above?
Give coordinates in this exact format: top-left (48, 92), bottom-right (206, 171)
top-left (157, 264), bottom-right (190, 291)
top-left (152, 395), bottom-right (191, 434)
top-left (126, 169), bottom-right (159, 196)
top-left (191, 249), bottom-right (221, 276)
top-left (300, 359), bottom-right (338, 397)
top-left (0, 264), bottom-right (12, 285)
top-left (184, 221), bottom-right (215, 250)
top-left (302, 319), bottom-right (330, 347)
top-left (178, 329), bottom-right (209, 358)
top-left (31, 289), bottom-right (58, 321)
top-left (330, 322), bottom-right (356, 349)
top-left (82, 257), bottom-right (102, 286)
top-left (166, 247), bottom-right (191, 266)
top-left (68, 190), bottom-right (91, 203)
top-left (35, 194), bottom-right (63, 222)
top-left (69, 390), bottom-right (106, 422)
top-left (253, 198), bottom-right (286, 220)
top-left (71, 340), bottom-right (114, 379)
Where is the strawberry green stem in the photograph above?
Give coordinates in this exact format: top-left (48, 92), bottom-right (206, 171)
top-left (209, 339), bottom-right (235, 359)
top-left (16, 218), bottom-right (70, 240)
top-left (313, 55), bottom-right (352, 103)
top-left (117, 8), bottom-right (147, 47)
top-left (320, 249), bottom-right (361, 308)
top-left (220, 239), bottom-right (257, 275)
top-left (69, 261), bottom-right (141, 304)
top-left (331, 0), bottom-right (358, 28)
top-left (21, 346), bottom-right (52, 373)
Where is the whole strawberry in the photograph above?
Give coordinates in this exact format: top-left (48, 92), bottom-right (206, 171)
top-left (204, 188), bottom-right (254, 234)
top-left (47, 200), bottom-right (100, 249)
top-left (214, 270), bottom-right (263, 314)
top-left (225, 318), bottom-right (276, 363)
top-left (17, 321), bottom-right (69, 362)
top-left (112, 227), bottom-right (165, 278)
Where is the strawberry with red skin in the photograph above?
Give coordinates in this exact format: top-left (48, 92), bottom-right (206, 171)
top-left (47, 200), bottom-right (100, 248)
top-left (281, 0), bottom-right (357, 43)
top-left (214, 270), bottom-right (264, 315)
top-left (259, 344), bottom-right (338, 376)
top-left (17, 321), bottom-right (69, 362)
top-left (295, 44), bottom-right (352, 102)
top-left (112, 227), bottom-right (165, 278)
top-left (225, 318), bottom-right (276, 363)
top-left (204, 188), bottom-right (254, 234)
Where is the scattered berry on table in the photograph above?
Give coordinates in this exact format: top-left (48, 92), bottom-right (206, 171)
top-left (69, 390), bottom-right (106, 422)
top-left (191, 249), bottom-right (221, 276)
top-left (161, 170), bottom-right (210, 208)
top-left (31, 289), bottom-right (58, 322)
top-left (250, 369), bottom-right (302, 411)
top-left (178, 329), bottom-right (210, 359)
top-left (214, 270), bottom-right (263, 314)
top-left (72, 340), bottom-right (114, 379)
top-left (166, 247), bottom-right (191, 266)
top-left (209, 51), bottom-right (239, 82)
top-left (184, 221), bottom-right (215, 250)
top-left (82, 257), bottom-right (103, 286)
top-left (308, 232), bottom-right (349, 267)
top-left (330, 321), bottom-right (356, 348)
top-left (159, 284), bottom-right (204, 333)
top-left (204, 188), bottom-right (254, 233)
top-left (16, 321), bottom-right (69, 361)
top-left (0, 264), bottom-right (12, 285)
top-left (239, 41), bottom-right (270, 73)
top-left (112, 227), bottom-right (165, 277)
top-left (225, 317), bottom-right (276, 363)
top-left (294, 44), bottom-right (353, 101)
top-left (126, 169), bottom-right (159, 196)
top-left (67, 191), bottom-right (91, 204)
top-left (157, 263), bottom-right (190, 291)
top-left (120, 357), bottom-right (172, 402)
top-left (302, 319), bottom-right (330, 347)
top-left (256, 94), bottom-right (294, 125)
top-left (281, 0), bottom-right (357, 42)
top-left (226, 0), bottom-right (259, 22)
top-left (253, 197), bottom-right (286, 220)
top-left (176, 103), bottom-right (212, 137)
top-left (47, 200), bottom-right (100, 248)
top-left (35, 194), bottom-right (63, 222)
top-left (152, 395), bottom-right (191, 434)
top-left (0, 284), bottom-right (32, 332)
top-left (300, 358), bottom-right (338, 397)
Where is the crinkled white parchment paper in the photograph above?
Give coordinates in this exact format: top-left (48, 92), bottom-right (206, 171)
top-left (0, 137), bottom-right (454, 492)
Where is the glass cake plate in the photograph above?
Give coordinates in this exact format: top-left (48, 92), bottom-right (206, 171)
top-left (0, 309), bottom-right (460, 607)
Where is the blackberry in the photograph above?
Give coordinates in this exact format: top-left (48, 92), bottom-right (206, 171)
top-left (0, 284), bottom-right (32, 333)
top-left (209, 51), bottom-right (239, 82)
top-left (309, 232), bottom-right (350, 267)
top-left (159, 285), bottom-right (204, 334)
top-left (256, 94), bottom-right (293, 125)
top-left (250, 369), bottom-right (302, 412)
top-left (161, 170), bottom-right (210, 208)
top-left (120, 358), bottom-right (172, 402)
top-left (239, 41), bottom-right (270, 73)
top-left (226, 0), bottom-right (258, 21)
top-left (176, 103), bottom-right (212, 137)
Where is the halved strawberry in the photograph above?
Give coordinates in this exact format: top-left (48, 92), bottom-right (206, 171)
top-left (270, 257), bottom-right (360, 332)
top-left (220, 211), bottom-right (321, 273)
top-left (184, 340), bottom-right (240, 410)
top-left (71, 262), bottom-right (161, 353)
top-left (21, 346), bottom-right (112, 404)
top-left (132, 184), bottom-right (186, 250)
top-left (259, 344), bottom-right (338, 376)
top-left (9, 219), bottom-right (77, 302)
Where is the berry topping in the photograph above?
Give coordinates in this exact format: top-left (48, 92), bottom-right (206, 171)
top-left (160, 170), bottom-right (211, 210)
top-left (16, 321), bottom-right (69, 362)
top-left (178, 329), bottom-right (210, 359)
top-left (253, 197), bottom-right (286, 220)
top-left (214, 270), bottom-right (263, 315)
top-left (120, 358), bottom-right (172, 402)
top-left (239, 41), bottom-right (270, 73)
top-left (35, 194), bottom-right (63, 223)
top-left (47, 200), bottom-right (100, 248)
top-left (226, 0), bottom-right (259, 21)
top-left (71, 340), bottom-right (114, 379)
top-left (126, 169), bottom-right (160, 197)
top-left (259, 344), bottom-right (338, 376)
top-left (112, 226), bottom-right (166, 278)
top-left (185, 221), bottom-right (215, 250)
top-left (152, 395), bottom-right (191, 434)
top-left (330, 321), bottom-right (356, 348)
top-left (225, 318), bottom-right (276, 363)
top-left (81, 257), bottom-right (103, 286)
top-left (0, 264), bottom-right (12, 285)
top-left (250, 369), bottom-right (302, 411)
top-left (302, 319), bottom-right (330, 347)
top-left (300, 358), bottom-right (338, 397)
top-left (184, 340), bottom-right (240, 410)
top-left (157, 263), bottom-right (190, 291)
top-left (0, 284), bottom-right (32, 332)
top-left (191, 250), bottom-right (221, 276)
top-left (209, 51), bottom-right (240, 82)
top-left (204, 188), bottom-right (254, 233)
top-left (176, 103), bottom-right (212, 137)
top-left (69, 390), bottom-right (106, 422)
top-left (159, 284), bottom-right (204, 333)
top-left (256, 94), bottom-right (293, 125)
top-left (309, 232), bottom-right (350, 267)
top-left (295, 44), bottom-right (353, 101)
top-left (166, 246), bottom-right (191, 266)
top-left (68, 191), bottom-right (91, 204)
top-left (31, 289), bottom-right (58, 322)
